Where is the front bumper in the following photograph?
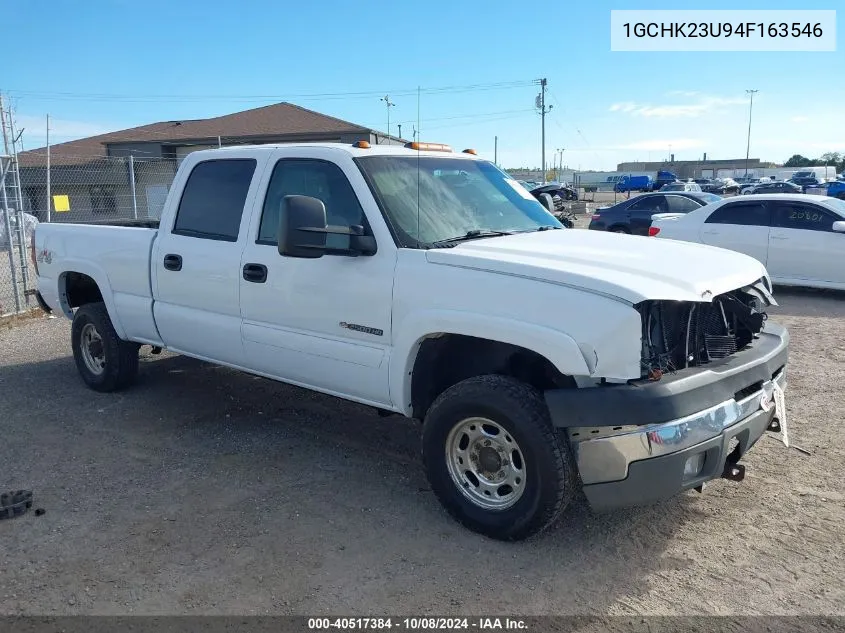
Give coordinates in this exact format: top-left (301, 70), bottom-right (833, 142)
top-left (543, 322), bottom-right (789, 510)
top-left (580, 368), bottom-right (785, 510)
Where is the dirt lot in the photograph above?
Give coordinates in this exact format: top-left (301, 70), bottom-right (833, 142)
top-left (1, 289), bottom-right (844, 617)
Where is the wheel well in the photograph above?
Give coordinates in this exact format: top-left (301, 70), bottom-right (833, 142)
top-left (607, 224), bottom-right (630, 233)
top-left (410, 334), bottom-right (575, 420)
top-left (62, 272), bottom-right (103, 309)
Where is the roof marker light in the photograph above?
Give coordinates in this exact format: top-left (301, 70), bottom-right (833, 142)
top-left (404, 142), bottom-right (453, 152)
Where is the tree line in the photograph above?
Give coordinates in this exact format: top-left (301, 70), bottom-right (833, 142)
top-left (784, 152), bottom-right (844, 171)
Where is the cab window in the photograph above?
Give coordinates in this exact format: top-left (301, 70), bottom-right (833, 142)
top-left (257, 159), bottom-right (367, 251)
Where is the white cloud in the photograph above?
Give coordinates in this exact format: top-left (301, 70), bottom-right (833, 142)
top-left (608, 102), bottom-right (638, 113)
top-left (608, 94), bottom-right (747, 118)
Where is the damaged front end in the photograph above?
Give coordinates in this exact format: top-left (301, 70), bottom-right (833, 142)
top-left (636, 277), bottom-right (775, 379)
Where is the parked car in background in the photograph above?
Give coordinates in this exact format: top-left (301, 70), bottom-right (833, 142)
top-left (693, 179), bottom-right (721, 193)
top-left (649, 194), bottom-right (845, 290)
top-left (817, 180), bottom-right (845, 200)
top-left (788, 166), bottom-right (837, 187)
top-left (694, 178), bottom-right (739, 194)
top-left (747, 181), bottom-right (803, 195)
top-left (739, 179), bottom-right (762, 194)
top-left (530, 181), bottom-right (578, 201)
top-left (612, 169), bottom-right (678, 193)
top-left (660, 182), bottom-right (702, 192)
top-left (720, 178), bottom-right (741, 194)
top-left (588, 191), bottom-right (722, 235)
top-left (788, 169), bottom-right (833, 192)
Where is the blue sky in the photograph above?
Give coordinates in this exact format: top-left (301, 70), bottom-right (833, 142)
top-left (4, 0), bottom-right (843, 170)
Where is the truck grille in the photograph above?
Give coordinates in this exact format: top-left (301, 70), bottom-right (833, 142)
top-left (637, 280), bottom-right (770, 377)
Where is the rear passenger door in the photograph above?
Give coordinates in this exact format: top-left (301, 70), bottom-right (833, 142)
top-left (152, 153), bottom-right (268, 367)
top-left (699, 200), bottom-right (772, 264)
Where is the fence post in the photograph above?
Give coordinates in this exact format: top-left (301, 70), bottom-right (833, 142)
top-left (129, 155), bottom-right (138, 219)
top-left (1, 158), bottom-right (22, 313)
top-left (46, 114), bottom-right (51, 222)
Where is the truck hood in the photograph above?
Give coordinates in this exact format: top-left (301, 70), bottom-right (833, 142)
top-left (425, 229), bottom-right (769, 304)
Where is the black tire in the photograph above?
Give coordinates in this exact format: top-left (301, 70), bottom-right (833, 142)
top-left (71, 302), bottom-right (140, 392)
top-left (609, 225), bottom-right (630, 234)
top-left (421, 375), bottom-right (578, 541)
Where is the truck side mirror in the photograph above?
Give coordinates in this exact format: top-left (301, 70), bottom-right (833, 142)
top-left (832, 220), bottom-right (845, 233)
top-left (278, 195), bottom-right (328, 258)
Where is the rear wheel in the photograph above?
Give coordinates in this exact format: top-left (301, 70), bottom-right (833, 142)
top-left (609, 226), bottom-right (630, 234)
top-left (422, 375), bottom-right (578, 541)
top-left (71, 302), bottom-right (140, 392)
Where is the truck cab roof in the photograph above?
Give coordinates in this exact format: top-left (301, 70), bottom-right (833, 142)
top-left (189, 142), bottom-right (485, 161)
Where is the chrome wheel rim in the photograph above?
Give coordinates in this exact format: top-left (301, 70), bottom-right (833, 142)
top-left (445, 417), bottom-right (526, 511)
top-left (80, 323), bottom-right (106, 376)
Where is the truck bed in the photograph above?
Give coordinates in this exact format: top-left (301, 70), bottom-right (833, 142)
top-left (35, 222), bottom-right (161, 345)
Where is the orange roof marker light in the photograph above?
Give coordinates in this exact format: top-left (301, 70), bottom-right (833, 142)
top-left (353, 140), bottom-right (371, 149)
top-left (404, 142), bottom-right (453, 152)
top-left (462, 149), bottom-right (477, 155)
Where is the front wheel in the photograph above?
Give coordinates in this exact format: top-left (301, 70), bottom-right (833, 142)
top-left (71, 302), bottom-right (140, 392)
top-left (422, 375), bottom-right (578, 540)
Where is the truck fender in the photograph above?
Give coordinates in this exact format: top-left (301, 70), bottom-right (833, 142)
top-left (389, 310), bottom-right (593, 416)
top-left (57, 258), bottom-right (128, 340)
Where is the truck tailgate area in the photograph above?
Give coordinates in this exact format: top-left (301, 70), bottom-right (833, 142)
top-left (37, 223), bottom-right (160, 343)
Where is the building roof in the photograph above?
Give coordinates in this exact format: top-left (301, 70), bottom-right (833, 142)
top-left (19, 102), bottom-right (379, 167)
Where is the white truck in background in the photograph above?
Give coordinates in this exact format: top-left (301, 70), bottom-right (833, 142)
top-left (32, 141), bottom-right (789, 540)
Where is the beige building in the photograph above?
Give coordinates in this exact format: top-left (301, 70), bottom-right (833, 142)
top-left (18, 102), bottom-right (404, 222)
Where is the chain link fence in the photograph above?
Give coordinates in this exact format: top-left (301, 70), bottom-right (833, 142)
top-left (1, 154), bottom-right (177, 316)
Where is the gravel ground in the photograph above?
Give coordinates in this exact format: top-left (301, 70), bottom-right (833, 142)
top-left (1, 289), bottom-right (844, 617)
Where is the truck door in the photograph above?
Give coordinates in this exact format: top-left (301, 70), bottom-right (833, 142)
top-left (238, 150), bottom-right (395, 406)
top-left (151, 152), bottom-right (268, 367)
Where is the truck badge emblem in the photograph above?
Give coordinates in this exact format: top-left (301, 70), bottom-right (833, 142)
top-left (339, 322), bottom-right (383, 337)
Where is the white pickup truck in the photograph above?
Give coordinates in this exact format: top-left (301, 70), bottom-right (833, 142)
top-left (32, 141), bottom-right (789, 540)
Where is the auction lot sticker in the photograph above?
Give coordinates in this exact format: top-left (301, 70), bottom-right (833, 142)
top-left (610, 10), bottom-right (836, 51)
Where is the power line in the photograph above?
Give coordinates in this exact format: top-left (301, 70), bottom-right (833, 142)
top-left (5, 80), bottom-right (537, 104)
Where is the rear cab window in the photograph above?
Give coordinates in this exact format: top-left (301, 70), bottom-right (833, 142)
top-left (172, 159), bottom-right (257, 241)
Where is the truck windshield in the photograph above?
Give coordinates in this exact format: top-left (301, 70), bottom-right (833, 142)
top-left (355, 156), bottom-right (561, 247)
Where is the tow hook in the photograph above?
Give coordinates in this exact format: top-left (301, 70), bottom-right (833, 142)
top-left (767, 418), bottom-right (781, 433)
top-left (722, 463), bottom-right (746, 482)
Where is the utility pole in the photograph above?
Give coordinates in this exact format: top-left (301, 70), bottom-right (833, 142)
top-left (744, 89), bottom-right (758, 177)
top-left (556, 147), bottom-right (565, 181)
top-left (46, 114), bottom-right (51, 222)
top-left (494, 136), bottom-right (498, 165)
top-left (397, 123), bottom-right (402, 139)
top-left (535, 78), bottom-right (552, 182)
top-left (380, 95), bottom-right (395, 144)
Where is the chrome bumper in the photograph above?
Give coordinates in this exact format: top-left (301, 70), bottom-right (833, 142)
top-left (570, 368), bottom-right (787, 485)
